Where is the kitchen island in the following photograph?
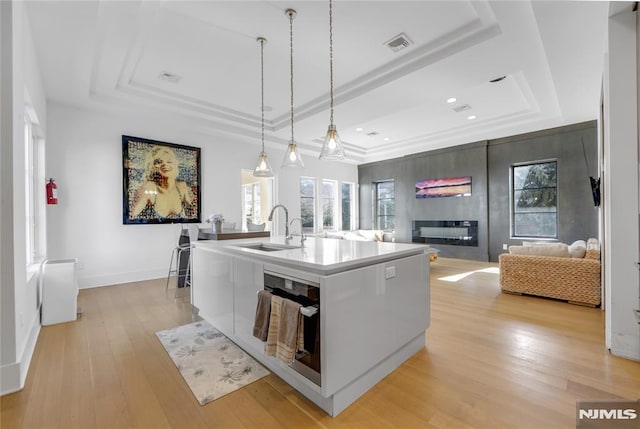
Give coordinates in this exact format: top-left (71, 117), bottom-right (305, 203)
top-left (191, 236), bottom-right (430, 416)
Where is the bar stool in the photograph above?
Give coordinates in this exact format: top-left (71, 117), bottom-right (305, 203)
top-left (166, 225), bottom-right (199, 299)
top-left (184, 224), bottom-right (200, 303)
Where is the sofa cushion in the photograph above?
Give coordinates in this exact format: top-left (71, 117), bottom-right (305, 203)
top-left (508, 243), bottom-right (570, 258)
top-left (522, 241), bottom-right (554, 247)
top-left (568, 240), bottom-right (587, 258)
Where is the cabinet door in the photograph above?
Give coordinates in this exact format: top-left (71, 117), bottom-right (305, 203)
top-left (322, 253), bottom-right (429, 397)
top-left (233, 256), bottom-right (264, 350)
top-left (192, 247), bottom-right (234, 336)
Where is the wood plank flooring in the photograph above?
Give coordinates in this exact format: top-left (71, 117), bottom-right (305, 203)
top-left (2, 258), bottom-right (639, 428)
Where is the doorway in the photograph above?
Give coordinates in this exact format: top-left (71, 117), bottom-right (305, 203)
top-left (240, 169), bottom-right (274, 231)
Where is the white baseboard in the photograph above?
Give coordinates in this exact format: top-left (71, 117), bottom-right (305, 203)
top-left (0, 313), bottom-right (41, 395)
top-left (78, 268), bottom-right (166, 289)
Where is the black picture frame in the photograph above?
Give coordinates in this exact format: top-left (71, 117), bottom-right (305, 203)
top-left (122, 135), bottom-right (201, 224)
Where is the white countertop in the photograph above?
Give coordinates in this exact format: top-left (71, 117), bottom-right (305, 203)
top-left (194, 236), bottom-right (427, 275)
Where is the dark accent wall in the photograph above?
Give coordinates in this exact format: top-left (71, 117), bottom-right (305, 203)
top-left (488, 122), bottom-right (598, 261)
top-left (359, 141), bottom-right (489, 261)
top-left (358, 121), bottom-right (598, 262)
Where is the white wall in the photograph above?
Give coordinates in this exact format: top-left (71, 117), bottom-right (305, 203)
top-left (46, 103), bottom-right (357, 288)
top-left (1, 0), bottom-right (47, 395)
top-left (603, 8), bottom-right (639, 361)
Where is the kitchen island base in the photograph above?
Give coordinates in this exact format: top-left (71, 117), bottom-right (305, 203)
top-left (192, 237), bottom-right (430, 417)
top-left (232, 331), bottom-right (425, 417)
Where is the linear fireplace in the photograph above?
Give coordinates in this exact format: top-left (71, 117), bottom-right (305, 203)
top-left (412, 220), bottom-right (478, 247)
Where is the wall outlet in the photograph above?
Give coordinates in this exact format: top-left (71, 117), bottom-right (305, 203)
top-left (385, 266), bottom-right (396, 279)
top-left (503, 243), bottom-right (509, 250)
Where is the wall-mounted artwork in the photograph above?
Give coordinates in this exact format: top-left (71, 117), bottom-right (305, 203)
top-left (122, 135), bottom-right (201, 224)
top-left (415, 176), bottom-right (472, 198)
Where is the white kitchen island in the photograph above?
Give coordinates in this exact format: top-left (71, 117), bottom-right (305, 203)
top-left (191, 236), bottom-right (430, 416)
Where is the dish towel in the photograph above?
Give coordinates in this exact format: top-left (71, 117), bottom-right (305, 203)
top-left (265, 296), bottom-right (304, 364)
top-left (253, 290), bottom-right (272, 341)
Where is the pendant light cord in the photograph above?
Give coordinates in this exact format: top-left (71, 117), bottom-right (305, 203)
top-left (260, 38), bottom-right (265, 153)
top-left (329, 0), bottom-right (334, 127)
top-left (289, 10), bottom-right (295, 143)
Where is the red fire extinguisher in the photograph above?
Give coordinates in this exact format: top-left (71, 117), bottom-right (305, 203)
top-left (46, 178), bottom-right (58, 205)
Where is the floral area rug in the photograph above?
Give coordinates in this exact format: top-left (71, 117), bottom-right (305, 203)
top-left (155, 320), bottom-right (270, 405)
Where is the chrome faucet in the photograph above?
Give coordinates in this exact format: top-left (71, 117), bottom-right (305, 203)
top-left (289, 217), bottom-right (306, 246)
top-left (268, 204), bottom-right (289, 238)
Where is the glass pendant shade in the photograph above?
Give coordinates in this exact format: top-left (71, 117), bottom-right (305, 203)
top-left (253, 151), bottom-right (273, 177)
top-left (252, 36), bottom-right (274, 178)
top-left (282, 140), bottom-right (304, 168)
top-left (320, 124), bottom-right (345, 160)
top-left (281, 9), bottom-right (304, 169)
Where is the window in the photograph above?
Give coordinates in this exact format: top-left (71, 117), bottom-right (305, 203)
top-left (24, 113), bottom-right (45, 265)
top-left (341, 182), bottom-right (355, 231)
top-left (299, 178), bottom-right (354, 232)
top-left (375, 180), bottom-right (395, 231)
top-left (321, 179), bottom-right (338, 231)
top-left (511, 160), bottom-right (557, 238)
top-left (242, 182), bottom-right (261, 225)
top-left (300, 177), bottom-right (316, 231)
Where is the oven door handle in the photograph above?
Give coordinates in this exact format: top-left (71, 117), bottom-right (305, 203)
top-left (300, 305), bottom-right (318, 317)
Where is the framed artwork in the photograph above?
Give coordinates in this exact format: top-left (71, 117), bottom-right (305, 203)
top-left (122, 135), bottom-right (201, 224)
top-left (415, 176), bottom-right (472, 198)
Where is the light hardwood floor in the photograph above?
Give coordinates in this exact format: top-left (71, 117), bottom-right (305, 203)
top-left (2, 258), bottom-right (639, 429)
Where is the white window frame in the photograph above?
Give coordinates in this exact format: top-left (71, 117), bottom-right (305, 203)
top-left (24, 110), bottom-right (46, 268)
top-left (300, 176), bottom-right (317, 232)
top-left (321, 179), bottom-right (338, 231)
top-left (341, 181), bottom-right (356, 231)
top-left (299, 177), bottom-right (357, 233)
top-left (242, 182), bottom-right (261, 225)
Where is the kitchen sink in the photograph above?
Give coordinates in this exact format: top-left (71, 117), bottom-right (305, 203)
top-left (236, 242), bottom-right (299, 252)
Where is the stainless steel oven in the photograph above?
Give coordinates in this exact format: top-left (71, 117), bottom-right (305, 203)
top-left (264, 270), bottom-right (321, 386)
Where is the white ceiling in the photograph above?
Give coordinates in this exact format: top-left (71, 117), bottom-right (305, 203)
top-left (25, 0), bottom-right (611, 164)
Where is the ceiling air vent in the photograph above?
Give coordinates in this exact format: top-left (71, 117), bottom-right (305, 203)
top-left (366, 131), bottom-right (380, 137)
top-left (384, 33), bottom-right (413, 53)
top-left (158, 71), bottom-right (182, 84)
top-left (452, 104), bottom-right (472, 113)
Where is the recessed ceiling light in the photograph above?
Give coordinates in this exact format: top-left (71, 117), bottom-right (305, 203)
top-left (356, 127), bottom-right (363, 132)
top-left (467, 115), bottom-right (477, 120)
top-left (447, 97), bottom-right (457, 104)
top-left (383, 137), bottom-right (390, 141)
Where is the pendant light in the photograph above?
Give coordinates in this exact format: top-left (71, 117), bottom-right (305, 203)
top-left (319, 0), bottom-right (345, 160)
top-left (281, 8), bottom-right (304, 168)
top-left (253, 37), bottom-right (274, 177)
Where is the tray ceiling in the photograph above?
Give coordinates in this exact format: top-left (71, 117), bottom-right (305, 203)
top-left (25, 1), bottom-right (609, 164)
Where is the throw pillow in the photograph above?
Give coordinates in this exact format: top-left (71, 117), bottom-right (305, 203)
top-left (325, 231), bottom-right (344, 239)
top-left (357, 230), bottom-right (381, 241)
top-left (568, 240), bottom-right (587, 258)
top-left (344, 232), bottom-right (369, 241)
top-left (585, 238), bottom-right (600, 259)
